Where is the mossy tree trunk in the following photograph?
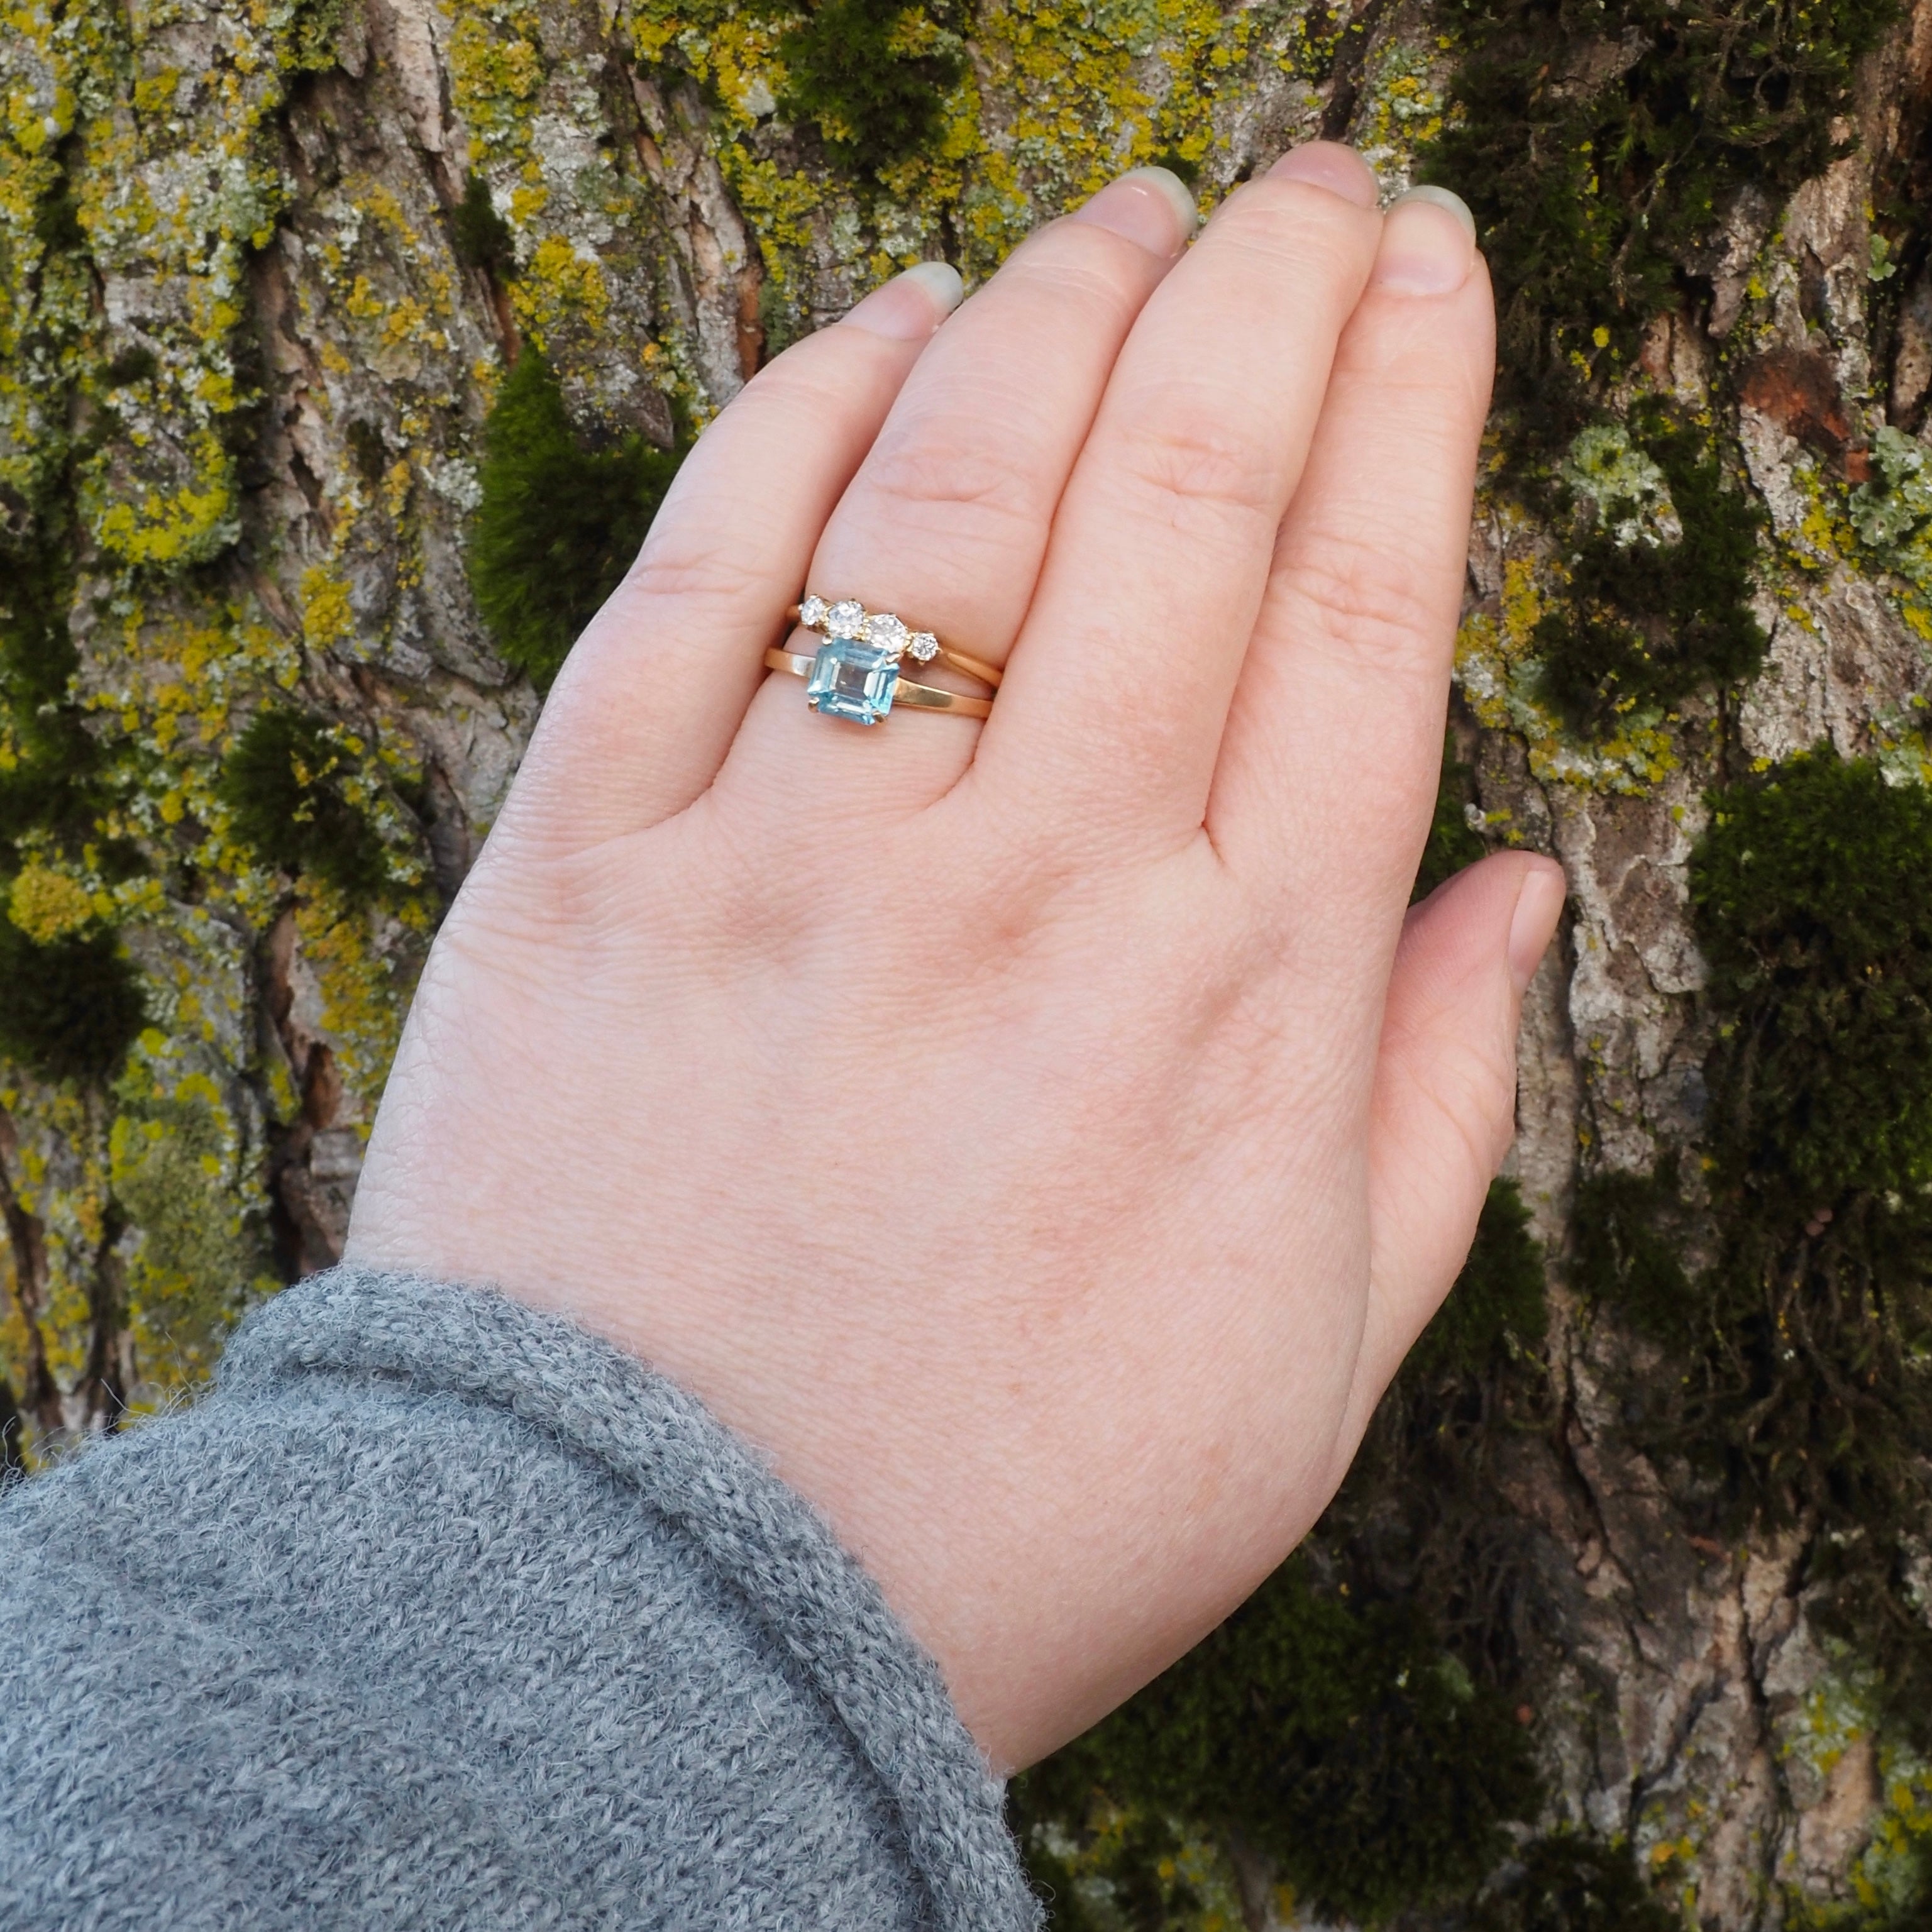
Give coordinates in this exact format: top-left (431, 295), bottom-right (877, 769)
top-left (5, 0), bottom-right (1932, 1921)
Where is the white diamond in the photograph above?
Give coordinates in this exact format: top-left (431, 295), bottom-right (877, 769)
top-left (863, 612), bottom-right (908, 652)
top-left (827, 599), bottom-right (865, 638)
top-left (799, 594), bottom-right (827, 628)
top-left (906, 631), bottom-right (940, 662)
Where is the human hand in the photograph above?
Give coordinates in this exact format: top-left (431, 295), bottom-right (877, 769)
top-left (346, 142), bottom-right (1565, 1773)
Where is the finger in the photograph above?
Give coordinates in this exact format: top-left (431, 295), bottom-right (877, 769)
top-left (717, 169), bottom-right (1198, 822)
top-left (1339, 852), bottom-right (1565, 1445)
top-left (973, 145), bottom-right (1384, 849)
top-left (1210, 190), bottom-right (1494, 934)
top-left (494, 265), bottom-right (961, 851)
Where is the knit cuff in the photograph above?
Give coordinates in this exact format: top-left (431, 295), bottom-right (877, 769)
top-left (218, 1264), bottom-right (1041, 1932)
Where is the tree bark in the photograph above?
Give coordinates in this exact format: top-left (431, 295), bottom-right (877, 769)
top-left (3, 0), bottom-right (1931, 1918)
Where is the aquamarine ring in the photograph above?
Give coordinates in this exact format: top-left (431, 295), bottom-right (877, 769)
top-left (774, 595), bottom-right (1002, 726)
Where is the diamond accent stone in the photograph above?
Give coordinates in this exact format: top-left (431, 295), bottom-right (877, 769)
top-left (799, 593), bottom-right (828, 628)
top-left (863, 612), bottom-right (909, 653)
top-left (906, 631), bottom-right (940, 662)
top-left (826, 599), bottom-right (866, 638)
top-left (805, 637), bottom-right (899, 724)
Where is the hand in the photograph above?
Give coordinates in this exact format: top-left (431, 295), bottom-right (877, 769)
top-left (346, 143), bottom-right (1564, 1773)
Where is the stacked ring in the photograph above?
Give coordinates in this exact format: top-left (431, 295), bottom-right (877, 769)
top-left (768, 596), bottom-right (1000, 726)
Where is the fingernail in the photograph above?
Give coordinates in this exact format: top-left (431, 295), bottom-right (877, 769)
top-left (1398, 184), bottom-right (1477, 242)
top-left (841, 260), bottom-right (966, 339)
top-left (1266, 141), bottom-right (1379, 209)
top-left (1071, 166), bottom-right (1200, 257)
top-left (1372, 187), bottom-right (1477, 295)
top-left (1508, 860), bottom-right (1565, 995)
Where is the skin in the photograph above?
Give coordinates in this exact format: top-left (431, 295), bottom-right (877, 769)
top-left (346, 142), bottom-right (1568, 1775)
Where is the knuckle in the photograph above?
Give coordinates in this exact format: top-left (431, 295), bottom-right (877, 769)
top-left (1108, 410), bottom-right (1285, 535)
top-left (619, 526), bottom-right (767, 612)
top-left (853, 419), bottom-right (1045, 533)
top-left (1281, 522), bottom-right (1447, 668)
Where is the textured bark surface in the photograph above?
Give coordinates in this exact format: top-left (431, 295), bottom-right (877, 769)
top-left (5, 0), bottom-right (1932, 1922)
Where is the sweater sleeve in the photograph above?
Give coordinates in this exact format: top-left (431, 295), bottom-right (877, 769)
top-left (0, 1265), bottom-right (1041, 1932)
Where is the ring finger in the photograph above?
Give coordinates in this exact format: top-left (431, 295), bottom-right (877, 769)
top-left (716, 167), bottom-right (1199, 821)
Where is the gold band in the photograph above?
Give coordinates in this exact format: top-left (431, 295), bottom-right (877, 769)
top-left (764, 648), bottom-right (993, 719)
top-left (785, 605), bottom-right (1003, 690)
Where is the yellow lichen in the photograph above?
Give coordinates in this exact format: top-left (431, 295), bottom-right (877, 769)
top-left (449, 13), bottom-right (545, 156)
top-left (7, 863), bottom-right (98, 943)
top-left (512, 235), bottom-right (612, 344)
top-left (299, 563), bottom-right (356, 653)
top-left (87, 429), bottom-right (240, 568)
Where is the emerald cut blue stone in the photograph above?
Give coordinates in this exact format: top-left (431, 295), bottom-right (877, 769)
top-left (806, 637), bottom-right (900, 725)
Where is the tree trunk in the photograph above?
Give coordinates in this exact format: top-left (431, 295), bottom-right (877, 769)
top-left (4, 0), bottom-right (1931, 1919)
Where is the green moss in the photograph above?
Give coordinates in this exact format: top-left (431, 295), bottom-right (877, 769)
top-left (467, 350), bottom-right (682, 689)
top-left (778, 0), bottom-right (965, 176)
top-left (1425, 0), bottom-right (1897, 444)
top-left (1535, 407), bottom-right (1767, 734)
top-left (346, 419), bottom-right (389, 487)
top-left (219, 709), bottom-right (395, 901)
top-left (1694, 751), bottom-right (1932, 1211)
top-left (0, 490), bottom-right (121, 876)
top-left (0, 915), bottom-right (146, 1086)
top-left (1579, 748), bottom-right (1932, 1721)
top-left (1683, 748), bottom-right (1932, 1528)
top-left (1582, 890), bottom-right (1932, 1747)
top-left (0, 217), bottom-right (148, 1095)
top-left (1809, 1559), bottom-right (1932, 1765)
top-left (1413, 727), bottom-right (1488, 903)
top-left (1473, 1835), bottom-right (1679, 1932)
top-left (758, 275), bottom-right (804, 362)
top-left (1572, 1164), bottom-right (1693, 1341)
top-left (1019, 1559), bottom-right (1540, 1926)
top-left (287, 0), bottom-right (349, 72)
top-left (31, 182), bottom-right (84, 255)
top-left (104, 346), bottom-right (160, 388)
top-left (32, 138), bottom-right (86, 255)
top-left (1878, 1852), bottom-right (1932, 1932)
top-left (450, 172), bottom-right (516, 279)
top-left (1420, 0), bottom-right (1870, 748)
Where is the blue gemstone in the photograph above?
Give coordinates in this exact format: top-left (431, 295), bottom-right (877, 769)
top-left (805, 637), bottom-right (900, 725)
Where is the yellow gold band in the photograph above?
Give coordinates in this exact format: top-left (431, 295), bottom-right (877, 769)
top-left (763, 648), bottom-right (993, 719)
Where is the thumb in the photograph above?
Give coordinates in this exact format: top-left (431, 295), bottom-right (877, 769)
top-left (1349, 851), bottom-right (1565, 1420)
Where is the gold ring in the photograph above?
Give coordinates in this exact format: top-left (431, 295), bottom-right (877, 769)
top-left (765, 649), bottom-right (992, 719)
top-left (780, 595), bottom-right (999, 726)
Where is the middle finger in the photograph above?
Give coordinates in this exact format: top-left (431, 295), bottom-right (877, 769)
top-left (976, 145), bottom-right (1384, 853)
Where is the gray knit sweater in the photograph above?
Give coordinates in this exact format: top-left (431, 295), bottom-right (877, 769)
top-left (0, 1266), bottom-right (1041, 1930)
